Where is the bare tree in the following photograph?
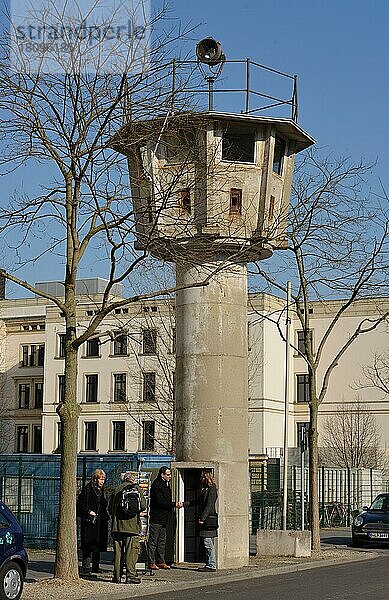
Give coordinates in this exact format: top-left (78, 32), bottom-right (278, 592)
top-left (319, 399), bottom-right (386, 469)
top-left (0, 0), bottom-right (223, 580)
top-left (111, 299), bottom-right (176, 454)
top-left (251, 150), bottom-right (389, 550)
top-left (360, 352), bottom-right (389, 396)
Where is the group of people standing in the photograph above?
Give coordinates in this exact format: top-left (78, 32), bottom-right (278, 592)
top-left (77, 465), bottom-right (218, 584)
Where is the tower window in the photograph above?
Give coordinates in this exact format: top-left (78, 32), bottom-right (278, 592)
top-left (179, 189), bottom-right (191, 215)
top-left (229, 188), bottom-right (242, 215)
top-left (222, 128), bottom-right (255, 163)
top-left (273, 137), bottom-right (286, 175)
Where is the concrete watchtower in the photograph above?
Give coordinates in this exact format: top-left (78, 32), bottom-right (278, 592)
top-left (111, 40), bottom-right (314, 568)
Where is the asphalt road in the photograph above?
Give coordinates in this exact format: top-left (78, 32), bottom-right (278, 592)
top-left (138, 556), bottom-right (389, 600)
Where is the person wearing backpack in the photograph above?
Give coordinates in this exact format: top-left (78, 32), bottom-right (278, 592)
top-left (147, 466), bottom-right (183, 570)
top-left (108, 471), bottom-right (146, 584)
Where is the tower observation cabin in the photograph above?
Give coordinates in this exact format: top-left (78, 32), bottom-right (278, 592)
top-left (110, 39), bottom-right (315, 264)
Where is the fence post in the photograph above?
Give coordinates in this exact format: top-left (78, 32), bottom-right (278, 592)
top-left (370, 468), bottom-right (373, 505)
top-left (260, 464), bottom-right (265, 530)
top-left (321, 466), bottom-right (325, 527)
top-left (292, 466), bottom-right (297, 529)
top-left (347, 467), bottom-right (351, 527)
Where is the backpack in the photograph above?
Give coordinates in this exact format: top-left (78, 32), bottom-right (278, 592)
top-left (117, 485), bottom-right (142, 519)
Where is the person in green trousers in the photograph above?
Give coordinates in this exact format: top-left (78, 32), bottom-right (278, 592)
top-left (108, 471), bottom-right (146, 584)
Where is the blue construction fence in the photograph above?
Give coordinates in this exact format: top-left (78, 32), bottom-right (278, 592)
top-left (0, 453), bottom-right (173, 548)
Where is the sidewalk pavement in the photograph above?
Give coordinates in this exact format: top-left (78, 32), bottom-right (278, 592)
top-left (23, 532), bottom-right (381, 600)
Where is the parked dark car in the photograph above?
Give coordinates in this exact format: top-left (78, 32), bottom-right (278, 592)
top-left (352, 493), bottom-right (389, 546)
top-left (0, 502), bottom-right (28, 600)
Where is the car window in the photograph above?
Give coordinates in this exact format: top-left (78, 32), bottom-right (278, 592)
top-left (370, 495), bottom-right (389, 510)
top-left (0, 516), bottom-right (9, 528)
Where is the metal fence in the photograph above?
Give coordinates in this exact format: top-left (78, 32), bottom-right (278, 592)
top-left (250, 463), bottom-right (389, 533)
top-left (0, 453), bottom-right (173, 548)
top-left (1, 454), bottom-right (388, 545)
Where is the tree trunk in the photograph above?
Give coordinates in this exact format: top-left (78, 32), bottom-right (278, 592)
top-left (55, 334), bottom-right (81, 579)
top-left (308, 400), bottom-right (320, 551)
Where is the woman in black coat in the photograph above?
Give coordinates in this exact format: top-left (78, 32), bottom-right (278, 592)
top-left (77, 469), bottom-right (109, 573)
top-left (198, 469), bottom-right (218, 572)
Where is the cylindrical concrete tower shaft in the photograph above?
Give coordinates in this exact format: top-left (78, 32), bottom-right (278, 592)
top-left (175, 259), bottom-right (249, 568)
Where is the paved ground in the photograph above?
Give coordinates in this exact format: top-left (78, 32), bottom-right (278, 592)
top-left (134, 556), bottom-right (389, 600)
top-left (21, 529), bottom-right (388, 600)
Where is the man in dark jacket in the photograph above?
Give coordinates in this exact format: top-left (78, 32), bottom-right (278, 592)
top-left (147, 466), bottom-right (182, 570)
top-left (108, 471), bottom-right (146, 584)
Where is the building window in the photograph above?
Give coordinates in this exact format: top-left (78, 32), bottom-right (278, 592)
top-left (58, 334), bottom-right (66, 358)
top-left (112, 421), bottom-right (125, 451)
top-left (272, 137), bottom-right (286, 175)
top-left (142, 329), bottom-right (157, 355)
top-left (229, 188), bottom-right (242, 215)
top-left (296, 330), bottom-right (313, 356)
top-left (85, 374), bottom-right (98, 403)
top-left (113, 332), bottom-right (128, 356)
top-left (222, 127), bottom-right (255, 163)
top-left (296, 374), bottom-right (310, 403)
top-left (58, 375), bottom-right (65, 403)
top-left (142, 421), bottom-right (155, 451)
top-left (21, 344), bottom-right (45, 367)
top-left (35, 382), bottom-right (43, 408)
top-left (19, 384), bottom-right (30, 409)
top-left (297, 422), bottom-right (309, 448)
top-left (179, 188), bottom-right (191, 215)
top-left (16, 426), bottom-right (28, 453)
top-left (86, 337), bottom-right (100, 357)
top-left (85, 422), bottom-right (97, 451)
top-left (56, 422), bottom-right (62, 453)
top-left (142, 372), bottom-right (156, 403)
top-left (113, 373), bottom-right (127, 403)
top-left (33, 426), bottom-right (42, 453)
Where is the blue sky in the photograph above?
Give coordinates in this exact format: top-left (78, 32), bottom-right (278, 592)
top-left (1, 0), bottom-right (388, 294)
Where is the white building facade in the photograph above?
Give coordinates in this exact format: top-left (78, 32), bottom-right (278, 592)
top-left (0, 280), bottom-right (388, 459)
